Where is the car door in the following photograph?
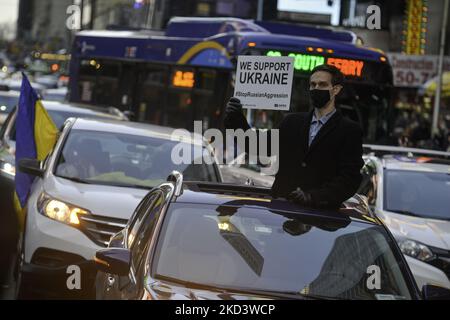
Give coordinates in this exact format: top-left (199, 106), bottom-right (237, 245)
top-left (127, 191), bottom-right (167, 299)
top-left (100, 190), bottom-right (166, 299)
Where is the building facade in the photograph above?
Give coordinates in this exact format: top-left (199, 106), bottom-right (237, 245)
top-left (18, 0), bottom-right (73, 50)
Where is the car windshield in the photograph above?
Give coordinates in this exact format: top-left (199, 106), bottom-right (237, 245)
top-left (55, 129), bottom-right (218, 188)
top-left (384, 169), bottom-right (450, 220)
top-left (0, 95), bottom-right (18, 113)
top-left (153, 203), bottom-right (413, 300)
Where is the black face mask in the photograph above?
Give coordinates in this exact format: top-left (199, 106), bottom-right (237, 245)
top-left (309, 89), bottom-right (331, 109)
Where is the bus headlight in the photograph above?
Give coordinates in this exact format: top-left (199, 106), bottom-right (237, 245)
top-left (38, 193), bottom-right (89, 226)
top-left (398, 239), bottom-right (435, 262)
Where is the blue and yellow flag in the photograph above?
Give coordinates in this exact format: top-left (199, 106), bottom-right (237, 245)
top-left (14, 73), bottom-right (58, 221)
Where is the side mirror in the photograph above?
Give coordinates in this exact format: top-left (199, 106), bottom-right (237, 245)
top-left (422, 284), bottom-right (450, 300)
top-left (18, 158), bottom-right (44, 177)
top-left (95, 248), bottom-right (131, 276)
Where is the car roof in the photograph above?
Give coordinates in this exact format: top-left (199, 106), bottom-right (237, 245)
top-left (70, 118), bottom-right (207, 146)
top-left (175, 182), bottom-right (381, 225)
top-left (382, 156), bottom-right (450, 174)
top-left (364, 144), bottom-right (450, 159)
top-left (44, 87), bottom-right (68, 94)
top-left (40, 100), bottom-right (123, 119)
top-left (0, 90), bottom-right (20, 97)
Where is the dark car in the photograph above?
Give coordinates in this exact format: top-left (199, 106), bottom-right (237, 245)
top-left (94, 171), bottom-right (450, 300)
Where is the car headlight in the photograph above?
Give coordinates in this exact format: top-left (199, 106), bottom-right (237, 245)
top-left (37, 193), bottom-right (89, 226)
top-left (0, 162), bottom-right (15, 176)
top-left (397, 239), bottom-right (435, 262)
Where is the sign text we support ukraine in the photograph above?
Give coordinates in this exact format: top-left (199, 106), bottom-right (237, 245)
top-left (234, 55), bottom-right (294, 111)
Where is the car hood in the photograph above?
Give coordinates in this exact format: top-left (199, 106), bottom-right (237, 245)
top-left (43, 175), bottom-right (150, 220)
top-left (378, 210), bottom-right (450, 250)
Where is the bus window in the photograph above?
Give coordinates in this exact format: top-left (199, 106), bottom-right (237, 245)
top-left (193, 69), bottom-right (217, 129)
top-left (136, 64), bottom-right (168, 124)
top-left (291, 76), bottom-right (311, 113)
top-left (78, 59), bottom-right (120, 106)
top-left (165, 91), bottom-right (193, 129)
top-left (196, 69), bottom-right (216, 91)
top-left (340, 84), bottom-right (390, 142)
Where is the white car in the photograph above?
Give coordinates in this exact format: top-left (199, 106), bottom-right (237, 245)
top-left (360, 145), bottom-right (450, 290)
top-left (15, 118), bottom-right (222, 298)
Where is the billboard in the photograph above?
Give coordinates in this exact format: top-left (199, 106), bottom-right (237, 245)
top-left (277, 0), bottom-right (341, 25)
top-left (388, 53), bottom-right (450, 87)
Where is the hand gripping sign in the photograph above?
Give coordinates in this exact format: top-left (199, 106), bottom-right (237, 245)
top-left (234, 55), bottom-right (294, 111)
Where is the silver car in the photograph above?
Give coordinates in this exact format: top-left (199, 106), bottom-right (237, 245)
top-left (360, 145), bottom-right (450, 290)
top-left (14, 118), bottom-right (222, 298)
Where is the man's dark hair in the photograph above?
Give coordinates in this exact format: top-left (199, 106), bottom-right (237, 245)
top-left (310, 64), bottom-right (344, 86)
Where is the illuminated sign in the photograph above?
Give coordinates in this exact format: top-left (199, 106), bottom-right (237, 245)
top-left (172, 71), bottom-right (194, 88)
top-left (403, 0), bottom-right (428, 55)
top-left (267, 50), bottom-right (324, 71)
top-left (266, 51), bottom-right (365, 77)
top-left (328, 58), bottom-right (364, 77)
top-left (34, 52), bottom-right (71, 61)
top-left (289, 53), bottom-right (325, 72)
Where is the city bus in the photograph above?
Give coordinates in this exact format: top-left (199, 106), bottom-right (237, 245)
top-left (68, 17), bottom-right (393, 142)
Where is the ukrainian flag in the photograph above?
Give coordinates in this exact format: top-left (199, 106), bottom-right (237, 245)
top-left (14, 73), bottom-right (58, 226)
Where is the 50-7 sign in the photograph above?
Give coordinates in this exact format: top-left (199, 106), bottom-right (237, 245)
top-left (394, 70), bottom-right (433, 87)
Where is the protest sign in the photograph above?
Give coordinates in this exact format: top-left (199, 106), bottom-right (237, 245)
top-left (234, 55), bottom-right (294, 111)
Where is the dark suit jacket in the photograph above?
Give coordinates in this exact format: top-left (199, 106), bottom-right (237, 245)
top-left (271, 109), bottom-right (364, 209)
top-left (234, 109), bottom-right (364, 209)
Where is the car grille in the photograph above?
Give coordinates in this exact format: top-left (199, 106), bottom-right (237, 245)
top-left (78, 214), bottom-right (128, 247)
